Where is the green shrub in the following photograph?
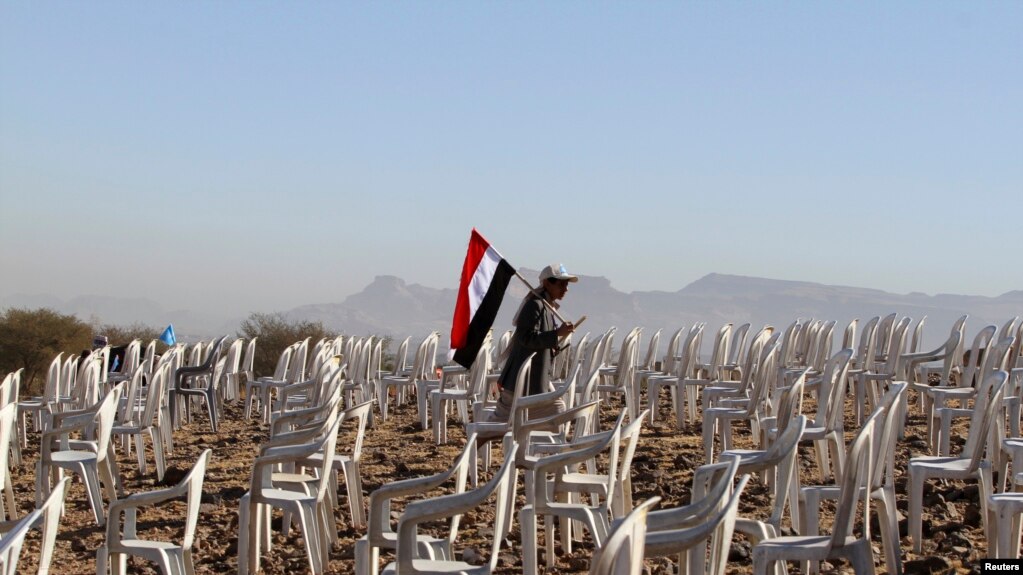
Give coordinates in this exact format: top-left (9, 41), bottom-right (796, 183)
top-left (238, 312), bottom-right (337, 378)
top-left (0, 307), bottom-right (92, 395)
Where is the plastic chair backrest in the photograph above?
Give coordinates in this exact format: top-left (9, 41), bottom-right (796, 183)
top-left (591, 496), bottom-right (661, 575)
top-left (910, 316), bottom-right (928, 354)
top-left (830, 408), bottom-right (880, 549)
top-left (676, 326), bottom-right (704, 380)
top-left (961, 325), bottom-right (998, 387)
top-left (95, 383), bottom-right (125, 458)
top-left (811, 320), bottom-right (837, 373)
top-left (728, 323), bottom-right (751, 369)
top-left (875, 313), bottom-right (898, 363)
top-left (44, 354), bottom-right (64, 402)
top-left (856, 316), bottom-right (880, 372)
top-left (641, 329), bottom-right (662, 370)
top-left (743, 338), bottom-right (782, 417)
top-left (962, 370), bottom-right (1008, 472)
top-left (705, 324), bottom-right (731, 379)
top-left (139, 363), bottom-right (169, 427)
top-left (645, 475), bottom-right (749, 575)
top-left (0, 405), bottom-right (15, 493)
top-left (841, 319), bottom-right (858, 353)
top-left (271, 345), bottom-right (294, 381)
top-left (660, 326), bottom-right (685, 375)
top-left (60, 355), bottom-right (79, 401)
top-left (181, 449), bottom-right (213, 552)
top-left (117, 363), bottom-right (149, 423)
top-left (0, 508), bottom-right (42, 575)
top-left (223, 339), bottom-right (243, 376)
top-left (873, 382), bottom-right (908, 490)
top-left (367, 433), bottom-right (477, 549)
top-left (878, 317), bottom-right (911, 377)
top-left (188, 342), bottom-right (203, 367)
top-left (778, 320), bottom-right (802, 369)
top-left (307, 338), bottom-right (326, 376)
top-left (818, 348), bottom-right (854, 429)
top-left (392, 336), bottom-right (410, 375)
top-left (396, 443), bottom-right (519, 574)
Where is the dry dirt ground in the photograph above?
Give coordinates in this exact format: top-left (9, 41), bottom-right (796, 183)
top-left (11, 388), bottom-right (992, 575)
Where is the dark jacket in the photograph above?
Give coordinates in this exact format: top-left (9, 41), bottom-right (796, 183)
top-left (498, 293), bottom-right (559, 396)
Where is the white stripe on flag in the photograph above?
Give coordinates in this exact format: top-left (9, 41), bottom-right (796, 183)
top-left (468, 245), bottom-right (502, 319)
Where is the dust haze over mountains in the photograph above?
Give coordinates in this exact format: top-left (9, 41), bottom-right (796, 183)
top-left (7, 273), bottom-right (1017, 352)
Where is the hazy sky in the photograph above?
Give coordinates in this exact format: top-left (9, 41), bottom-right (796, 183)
top-left (2, 2), bottom-right (1020, 318)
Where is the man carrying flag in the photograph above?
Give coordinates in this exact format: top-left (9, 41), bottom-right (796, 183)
top-left (491, 264), bottom-right (576, 422)
top-left (449, 229), bottom-right (579, 422)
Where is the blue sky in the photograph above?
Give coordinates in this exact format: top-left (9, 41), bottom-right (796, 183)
top-left (2, 2), bottom-right (1020, 318)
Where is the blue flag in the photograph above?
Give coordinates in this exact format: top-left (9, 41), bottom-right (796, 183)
top-left (160, 324), bottom-right (177, 346)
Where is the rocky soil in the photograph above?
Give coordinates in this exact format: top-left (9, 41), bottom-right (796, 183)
top-left (11, 388), bottom-right (992, 575)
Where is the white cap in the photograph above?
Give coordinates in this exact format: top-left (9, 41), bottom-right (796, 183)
top-left (539, 263), bottom-right (578, 283)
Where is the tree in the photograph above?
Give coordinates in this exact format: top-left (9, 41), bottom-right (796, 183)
top-left (93, 321), bottom-right (163, 348)
top-left (0, 307), bottom-right (93, 395)
top-left (237, 312), bottom-right (336, 378)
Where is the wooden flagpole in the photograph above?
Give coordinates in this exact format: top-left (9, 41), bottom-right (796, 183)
top-left (511, 270), bottom-right (569, 322)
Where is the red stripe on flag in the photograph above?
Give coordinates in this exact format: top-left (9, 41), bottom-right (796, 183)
top-left (450, 229), bottom-right (491, 350)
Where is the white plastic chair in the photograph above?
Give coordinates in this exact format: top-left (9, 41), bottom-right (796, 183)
top-left (751, 407), bottom-right (880, 575)
top-left (412, 333), bottom-right (442, 431)
top-left (0, 508), bottom-right (37, 575)
top-left (0, 371), bottom-right (21, 467)
top-left (465, 353), bottom-right (532, 487)
top-left (432, 342), bottom-right (491, 445)
top-left (245, 340), bottom-right (300, 422)
top-left (96, 449), bottom-right (212, 575)
top-left (111, 362), bottom-right (170, 481)
top-left (173, 335), bottom-right (227, 431)
top-left (239, 409), bottom-right (342, 575)
top-left (378, 333), bottom-right (433, 421)
top-left (298, 399), bottom-right (374, 530)
top-left (556, 409), bottom-right (649, 520)
top-left (0, 404), bottom-right (18, 522)
top-left (646, 325), bottom-right (703, 428)
top-left (36, 383), bottom-right (124, 525)
top-left (231, 336), bottom-right (257, 405)
top-left (218, 338), bottom-right (244, 403)
top-left (702, 328), bottom-right (775, 417)
top-left (355, 434), bottom-right (476, 575)
top-left (380, 442), bottom-right (518, 575)
top-left (701, 338), bottom-right (781, 464)
top-left (520, 410), bottom-right (625, 573)
top-left (645, 474), bottom-right (749, 575)
top-left (683, 324), bottom-right (732, 424)
top-left (925, 326), bottom-right (999, 455)
top-left (852, 316), bottom-right (910, 426)
top-left (799, 382), bottom-right (908, 575)
top-left (642, 457), bottom-right (741, 575)
top-left (0, 476), bottom-right (68, 575)
top-left (989, 487), bottom-right (1023, 558)
top-left (18, 354), bottom-right (62, 439)
top-left (591, 496), bottom-right (661, 575)
top-left (908, 370), bottom-right (1008, 553)
top-left (764, 348), bottom-right (853, 483)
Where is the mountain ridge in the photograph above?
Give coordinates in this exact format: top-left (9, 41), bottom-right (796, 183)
top-left (4, 273), bottom-right (1018, 350)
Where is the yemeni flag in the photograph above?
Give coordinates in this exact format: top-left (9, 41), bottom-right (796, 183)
top-left (449, 229), bottom-right (516, 369)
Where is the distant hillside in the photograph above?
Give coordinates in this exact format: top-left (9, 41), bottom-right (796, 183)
top-left (284, 272), bottom-right (1022, 353)
top-left (6, 273), bottom-right (1019, 352)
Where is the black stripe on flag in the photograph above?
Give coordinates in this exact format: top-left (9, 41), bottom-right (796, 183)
top-left (452, 259), bottom-right (516, 369)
